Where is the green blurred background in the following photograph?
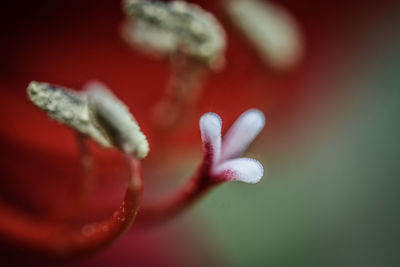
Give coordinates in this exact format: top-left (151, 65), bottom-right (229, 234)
top-left (198, 3), bottom-right (400, 266)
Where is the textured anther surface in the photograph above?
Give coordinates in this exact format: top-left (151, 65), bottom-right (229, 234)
top-left (123, 0), bottom-right (226, 69)
top-left (27, 81), bottom-right (149, 158)
top-left (27, 81), bottom-right (111, 147)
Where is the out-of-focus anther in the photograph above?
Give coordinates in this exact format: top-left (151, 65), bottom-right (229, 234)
top-left (225, 0), bottom-right (304, 70)
top-left (121, 0), bottom-right (226, 129)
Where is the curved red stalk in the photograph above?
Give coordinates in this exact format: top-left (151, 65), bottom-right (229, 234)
top-left (71, 133), bottom-right (95, 222)
top-left (137, 142), bottom-right (220, 225)
top-left (0, 156), bottom-right (142, 257)
top-left (51, 134), bottom-right (95, 223)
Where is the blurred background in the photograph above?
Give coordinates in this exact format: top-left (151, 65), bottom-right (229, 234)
top-left (0, 0), bottom-right (399, 266)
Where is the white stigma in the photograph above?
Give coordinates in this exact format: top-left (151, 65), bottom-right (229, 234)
top-left (220, 109), bottom-right (265, 162)
top-left (199, 109), bottom-right (265, 184)
top-left (213, 158), bottom-right (264, 184)
top-left (199, 112), bottom-right (222, 163)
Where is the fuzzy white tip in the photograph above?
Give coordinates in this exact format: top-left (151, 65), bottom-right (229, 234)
top-left (213, 158), bottom-right (264, 184)
top-left (199, 112), bottom-right (222, 163)
top-left (220, 109), bottom-right (265, 162)
top-left (83, 80), bottom-right (109, 92)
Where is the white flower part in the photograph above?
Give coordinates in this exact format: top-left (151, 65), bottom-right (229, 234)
top-left (219, 109), bottom-right (265, 163)
top-left (199, 110), bottom-right (265, 183)
top-left (213, 158), bottom-right (264, 184)
top-left (225, 0), bottom-right (303, 70)
top-left (199, 112), bottom-right (222, 164)
top-left (85, 81), bottom-right (149, 159)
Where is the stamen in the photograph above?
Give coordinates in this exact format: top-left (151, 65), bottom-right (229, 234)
top-left (21, 80), bottom-right (149, 255)
top-left (122, 0), bottom-right (226, 128)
